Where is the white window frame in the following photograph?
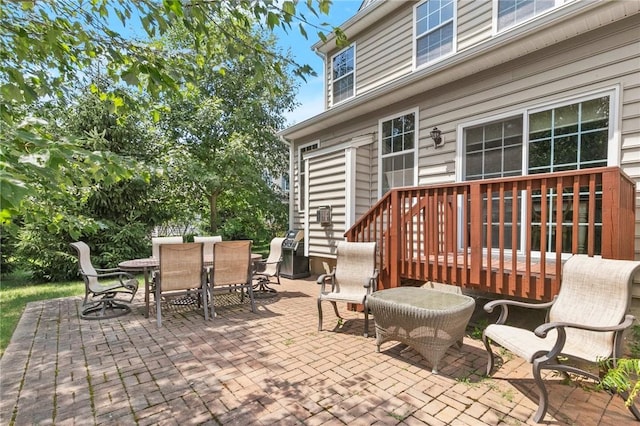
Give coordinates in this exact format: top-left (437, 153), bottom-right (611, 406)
top-left (297, 141), bottom-right (319, 212)
top-left (493, 0), bottom-right (566, 33)
top-left (456, 87), bottom-right (620, 256)
top-left (378, 108), bottom-right (420, 197)
top-left (330, 44), bottom-right (356, 105)
top-left (413, 0), bottom-right (457, 70)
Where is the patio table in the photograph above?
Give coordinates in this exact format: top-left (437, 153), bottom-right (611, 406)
top-left (368, 286), bottom-right (475, 373)
top-left (119, 253), bottom-right (261, 317)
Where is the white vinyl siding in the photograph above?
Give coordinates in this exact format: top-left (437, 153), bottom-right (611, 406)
top-left (297, 142), bottom-right (319, 212)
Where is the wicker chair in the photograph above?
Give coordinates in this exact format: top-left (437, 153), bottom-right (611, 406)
top-left (210, 240), bottom-right (256, 317)
top-left (70, 241), bottom-right (138, 320)
top-left (253, 237), bottom-right (285, 292)
top-left (482, 255), bottom-right (640, 423)
top-left (155, 242), bottom-right (208, 327)
top-left (317, 241), bottom-right (378, 337)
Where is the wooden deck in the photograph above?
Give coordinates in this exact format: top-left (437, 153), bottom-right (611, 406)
top-left (347, 167), bottom-right (636, 301)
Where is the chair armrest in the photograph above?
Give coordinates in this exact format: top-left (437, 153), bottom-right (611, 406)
top-left (85, 271), bottom-right (135, 280)
top-left (365, 269), bottom-right (380, 290)
top-left (535, 314), bottom-right (636, 338)
top-left (95, 267), bottom-right (121, 273)
top-left (317, 270), bottom-right (335, 292)
top-left (484, 296), bottom-right (557, 325)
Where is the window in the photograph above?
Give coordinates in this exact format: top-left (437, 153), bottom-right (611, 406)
top-left (414, 0), bottom-right (455, 68)
top-left (332, 45), bottom-right (355, 104)
top-left (380, 111), bottom-right (417, 195)
top-left (497, 0), bottom-right (558, 31)
top-left (465, 117), bottom-right (523, 180)
top-left (462, 93), bottom-right (613, 254)
top-left (298, 142), bottom-right (319, 211)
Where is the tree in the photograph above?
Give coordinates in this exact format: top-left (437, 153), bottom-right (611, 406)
top-left (159, 18), bottom-right (293, 235)
top-left (1, 0), bottom-right (343, 222)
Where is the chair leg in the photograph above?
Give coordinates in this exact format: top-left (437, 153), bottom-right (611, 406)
top-left (363, 306), bottom-right (369, 338)
top-left (246, 284), bottom-right (256, 313)
top-left (330, 301), bottom-right (341, 318)
top-left (481, 332), bottom-right (495, 376)
top-left (156, 286), bottom-right (162, 327)
top-left (317, 299), bottom-right (323, 331)
top-left (620, 390), bottom-right (640, 421)
top-left (532, 359), bottom-right (550, 423)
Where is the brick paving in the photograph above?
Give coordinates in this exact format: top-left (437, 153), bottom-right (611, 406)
top-left (0, 276), bottom-right (635, 425)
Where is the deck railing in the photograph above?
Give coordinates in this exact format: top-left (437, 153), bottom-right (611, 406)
top-left (345, 167), bottom-right (636, 301)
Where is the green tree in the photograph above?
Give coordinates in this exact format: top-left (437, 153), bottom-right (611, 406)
top-left (159, 18), bottom-right (293, 236)
top-left (1, 0), bottom-right (342, 222)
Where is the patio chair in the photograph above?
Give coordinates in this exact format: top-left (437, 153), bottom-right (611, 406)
top-left (154, 242), bottom-right (208, 327)
top-left (151, 236), bottom-right (183, 259)
top-left (482, 254), bottom-right (640, 423)
top-left (70, 241), bottom-right (139, 320)
top-left (194, 235), bottom-right (222, 261)
top-left (252, 237), bottom-right (285, 292)
top-left (210, 240), bottom-right (256, 317)
top-left (317, 241), bottom-right (378, 337)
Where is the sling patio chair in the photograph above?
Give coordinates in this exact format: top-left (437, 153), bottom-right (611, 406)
top-left (154, 242), bottom-right (208, 327)
top-left (209, 240), bottom-right (257, 317)
top-left (252, 237), bottom-right (285, 292)
top-left (482, 254), bottom-right (640, 423)
top-left (151, 236), bottom-right (184, 259)
top-left (317, 241), bottom-right (378, 337)
top-left (70, 241), bottom-right (139, 320)
top-left (193, 235), bottom-right (222, 261)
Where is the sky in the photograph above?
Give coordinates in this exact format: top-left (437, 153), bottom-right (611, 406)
top-left (273, 1), bottom-right (363, 125)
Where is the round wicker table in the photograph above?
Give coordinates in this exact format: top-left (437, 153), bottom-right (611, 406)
top-left (368, 287), bottom-right (475, 373)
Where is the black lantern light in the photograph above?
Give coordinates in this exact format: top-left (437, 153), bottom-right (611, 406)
top-left (430, 127), bottom-right (443, 147)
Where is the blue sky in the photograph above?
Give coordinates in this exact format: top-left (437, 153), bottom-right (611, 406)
top-left (274, 1), bottom-right (363, 125)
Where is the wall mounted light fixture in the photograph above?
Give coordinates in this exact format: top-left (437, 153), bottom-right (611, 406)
top-left (430, 127), bottom-right (443, 147)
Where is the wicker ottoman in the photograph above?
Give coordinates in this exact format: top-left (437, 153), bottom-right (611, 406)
top-left (368, 287), bottom-right (475, 373)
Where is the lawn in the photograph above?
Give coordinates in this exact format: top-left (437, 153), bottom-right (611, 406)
top-left (0, 271), bottom-right (84, 357)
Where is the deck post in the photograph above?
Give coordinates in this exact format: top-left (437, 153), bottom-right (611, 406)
top-left (389, 190), bottom-right (401, 288)
top-left (470, 182), bottom-right (482, 284)
top-left (601, 168), bottom-right (635, 260)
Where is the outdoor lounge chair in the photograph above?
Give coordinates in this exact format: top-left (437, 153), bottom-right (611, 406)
top-left (209, 240), bottom-right (256, 317)
top-left (253, 237), bottom-right (285, 292)
top-left (317, 241), bottom-right (378, 337)
top-left (154, 242), bottom-right (208, 327)
top-left (482, 254), bottom-right (640, 423)
top-left (70, 241), bottom-right (139, 320)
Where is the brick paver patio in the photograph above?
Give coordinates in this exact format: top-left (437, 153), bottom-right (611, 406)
top-left (0, 276), bottom-right (634, 425)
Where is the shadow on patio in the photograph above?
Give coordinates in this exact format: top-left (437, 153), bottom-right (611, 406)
top-left (0, 276), bottom-right (634, 425)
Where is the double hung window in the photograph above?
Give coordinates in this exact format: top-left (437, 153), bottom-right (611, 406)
top-left (497, 0), bottom-right (561, 31)
top-left (414, 0), bottom-right (455, 68)
top-left (332, 45), bottom-right (355, 104)
top-left (380, 110), bottom-right (417, 195)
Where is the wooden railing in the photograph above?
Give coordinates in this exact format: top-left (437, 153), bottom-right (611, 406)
top-left (345, 167), bottom-right (636, 301)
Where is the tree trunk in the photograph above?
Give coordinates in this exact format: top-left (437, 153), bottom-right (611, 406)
top-left (209, 193), bottom-right (217, 233)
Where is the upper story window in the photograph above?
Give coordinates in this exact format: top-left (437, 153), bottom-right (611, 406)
top-left (332, 45), bottom-right (355, 104)
top-left (414, 0), bottom-right (455, 68)
top-left (379, 110), bottom-right (418, 195)
top-left (497, 0), bottom-right (558, 31)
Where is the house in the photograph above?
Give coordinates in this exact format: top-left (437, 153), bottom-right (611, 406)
top-left (278, 0), bottom-right (640, 301)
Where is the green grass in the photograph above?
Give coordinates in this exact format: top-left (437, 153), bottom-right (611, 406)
top-left (0, 271), bottom-right (84, 357)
